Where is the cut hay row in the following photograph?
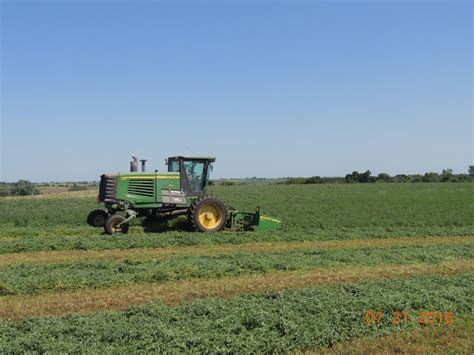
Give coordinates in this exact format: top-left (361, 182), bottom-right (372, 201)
top-left (1, 273), bottom-right (472, 353)
top-left (1, 259), bottom-right (471, 321)
top-left (2, 242), bottom-right (470, 296)
top-left (303, 316), bottom-right (474, 354)
top-left (1, 235), bottom-right (472, 267)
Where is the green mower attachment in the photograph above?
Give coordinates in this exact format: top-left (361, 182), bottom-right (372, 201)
top-left (227, 207), bottom-right (282, 232)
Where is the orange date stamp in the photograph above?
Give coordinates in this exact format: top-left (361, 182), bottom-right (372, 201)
top-left (364, 310), bottom-right (454, 325)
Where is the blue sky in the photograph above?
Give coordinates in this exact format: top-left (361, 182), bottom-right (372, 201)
top-left (1, 0), bottom-right (472, 181)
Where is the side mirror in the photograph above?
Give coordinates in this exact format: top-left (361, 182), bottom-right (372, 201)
top-left (210, 164), bottom-right (214, 172)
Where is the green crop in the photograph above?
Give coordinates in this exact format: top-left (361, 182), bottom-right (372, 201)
top-left (214, 183), bottom-right (474, 230)
top-left (1, 243), bottom-right (472, 295)
top-left (0, 183), bottom-right (473, 254)
top-left (0, 197), bottom-right (96, 228)
top-left (1, 183), bottom-right (472, 230)
top-left (0, 226), bottom-right (474, 254)
top-left (1, 226), bottom-right (473, 255)
top-left (0, 273), bottom-right (472, 352)
top-left (0, 183), bottom-right (472, 351)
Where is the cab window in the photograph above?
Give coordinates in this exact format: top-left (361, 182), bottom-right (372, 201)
top-left (168, 159), bottom-right (180, 173)
top-left (184, 161), bottom-right (205, 192)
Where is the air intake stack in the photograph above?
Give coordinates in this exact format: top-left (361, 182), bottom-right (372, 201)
top-left (130, 155), bottom-right (138, 172)
top-left (140, 159), bottom-right (147, 172)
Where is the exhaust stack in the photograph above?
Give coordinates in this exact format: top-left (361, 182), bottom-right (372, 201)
top-left (130, 155), bottom-right (138, 172)
top-left (140, 159), bottom-right (147, 172)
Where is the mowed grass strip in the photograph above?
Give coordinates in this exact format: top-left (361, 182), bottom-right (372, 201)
top-left (1, 243), bottom-right (471, 295)
top-left (2, 226), bottom-right (474, 256)
top-left (1, 235), bottom-right (472, 267)
top-left (300, 316), bottom-right (474, 354)
top-left (1, 260), bottom-right (472, 320)
top-left (1, 273), bottom-right (472, 353)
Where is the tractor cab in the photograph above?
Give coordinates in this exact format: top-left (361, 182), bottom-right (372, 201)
top-left (167, 156), bottom-right (215, 195)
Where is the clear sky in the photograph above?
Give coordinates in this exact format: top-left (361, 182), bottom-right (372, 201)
top-left (1, 0), bottom-right (472, 182)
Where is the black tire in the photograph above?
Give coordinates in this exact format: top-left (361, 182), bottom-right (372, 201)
top-left (87, 209), bottom-right (109, 227)
top-left (104, 215), bottom-right (129, 235)
top-left (190, 196), bottom-right (228, 232)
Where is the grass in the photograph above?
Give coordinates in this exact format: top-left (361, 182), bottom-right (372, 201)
top-left (0, 243), bottom-right (471, 295)
top-left (0, 183), bottom-right (472, 255)
top-left (1, 183), bottom-right (472, 230)
top-left (0, 182), bottom-right (472, 352)
top-left (0, 273), bottom-right (472, 352)
top-left (1, 235), bottom-right (471, 267)
top-left (0, 197), bottom-right (97, 228)
top-left (213, 183), bottom-right (474, 230)
top-left (1, 260), bottom-right (471, 320)
top-left (308, 316), bottom-right (474, 354)
top-left (2, 226), bottom-right (474, 255)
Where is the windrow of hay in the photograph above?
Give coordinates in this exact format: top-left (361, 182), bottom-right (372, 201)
top-left (1, 235), bottom-right (472, 267)
top-left (300, 316), bottom-right (474, 354)
top-left (1, 259), bottom-right (472, 320)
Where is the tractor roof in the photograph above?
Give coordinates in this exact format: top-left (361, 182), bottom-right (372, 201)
top-left (169, 156), bottom-right (216, 162)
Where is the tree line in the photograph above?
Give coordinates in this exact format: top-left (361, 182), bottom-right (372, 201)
top-left (1, 166), bottom-right (473, 196)
top-left (0, 180), bottom-right (40, 196)
top-left (283, 166), bottom-right (474, 185)
top-left (0, 180), bottom-right (94, 196)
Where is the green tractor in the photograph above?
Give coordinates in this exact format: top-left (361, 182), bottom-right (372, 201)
top-left (87, 155), bottom-right (281, 235)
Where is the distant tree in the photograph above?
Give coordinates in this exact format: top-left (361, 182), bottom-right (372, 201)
top-left (10, 180), bottom-right (40, 196)
top-left (377, 173), bottom-right (391, 182)
top-left (422, 172), bottom-right (440, 183)
top-left (441, 169), bottom-right (454, 182)
top-left (284, 177), bottom-right (305, 184)
top-left (392, 174), bottom-right (405, 183)
top-left (351, 171), bottom-right (360, 182)
top-left (359, 170), bottom-right (372, 183)
top-left (469, 165), bottom-right (474, 177)
top-left (305, 176), bottom-right (323, 184)
top-left (344, 171), bottom-right (360, 183)
top-left (411, 174), bottom-right (422, 183)
top-left (344, 170), bottom-right (373, 183)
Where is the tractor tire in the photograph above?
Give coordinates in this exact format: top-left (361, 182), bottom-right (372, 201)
top-left (190, 196), bottom-right (228, 232)
top-left (104, 214), bottom-right (129, 235)
top-left (87, 209), bottom-right (109, 228)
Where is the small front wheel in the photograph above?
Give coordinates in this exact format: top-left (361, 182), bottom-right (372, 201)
top-left (87, 209), bottom-right (109, 227)
top-left (104, 215), bottom-right (129, 235)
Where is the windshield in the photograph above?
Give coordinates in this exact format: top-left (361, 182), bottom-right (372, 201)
top-left (184, 161), bottom-right (205, 192)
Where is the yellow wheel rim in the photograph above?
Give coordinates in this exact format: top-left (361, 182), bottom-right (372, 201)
top-left (198, 203), bottom-right (223, 230)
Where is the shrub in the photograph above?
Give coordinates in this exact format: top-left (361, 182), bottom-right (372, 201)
top-left (68, 183), bottom-right (88, 191)
top-left (220, 181), bottom-right (235, 186)
top-left (9, 180), bottom-right (40, 196)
